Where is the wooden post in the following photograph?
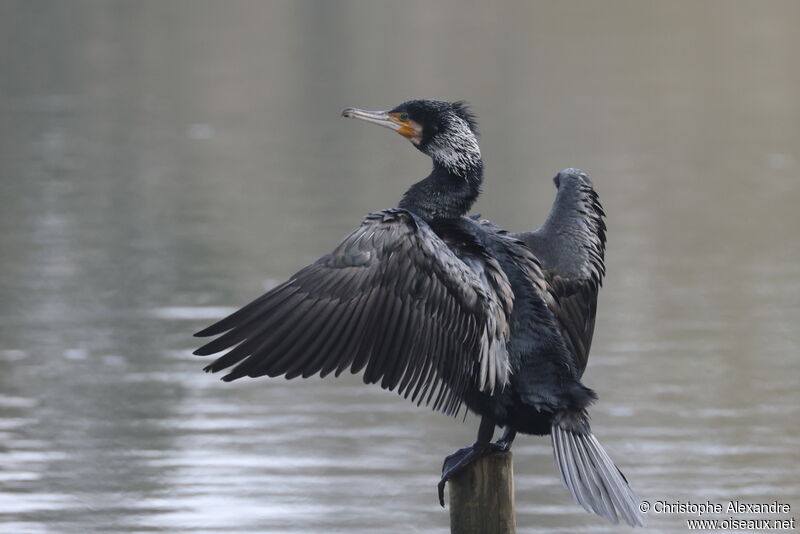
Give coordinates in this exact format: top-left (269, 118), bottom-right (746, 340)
top-left (448, 451), bottom-right (516, 534)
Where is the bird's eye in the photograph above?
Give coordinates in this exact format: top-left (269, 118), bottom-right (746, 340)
top-left (399, 112), bottom-right (409, 121)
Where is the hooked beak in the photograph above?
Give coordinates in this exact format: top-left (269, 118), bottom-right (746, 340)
top-left (341, 107), bottom-right (421, 143)
top-left (341, 108), bottom-right (401, 131)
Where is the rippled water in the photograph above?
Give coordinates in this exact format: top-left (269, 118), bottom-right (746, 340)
top-left (1, 1), bottom-right (798, 533)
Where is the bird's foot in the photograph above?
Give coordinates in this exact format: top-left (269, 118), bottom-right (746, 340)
top-left (437, 442), bottom-right (505, 506)
top-left (494, 428), bottom-right (516, 452)
top-left (493, 437), bottom-right (513, 451)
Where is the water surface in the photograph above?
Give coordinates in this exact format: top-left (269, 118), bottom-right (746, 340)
top-left (1, 1), bottom-right (798, 532)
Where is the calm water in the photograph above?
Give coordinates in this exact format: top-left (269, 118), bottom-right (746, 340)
top-left (1, 1), bottom-right (799, 533)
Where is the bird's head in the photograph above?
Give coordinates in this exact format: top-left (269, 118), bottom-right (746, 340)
top-left (342, 99), bottom-right (482, 178)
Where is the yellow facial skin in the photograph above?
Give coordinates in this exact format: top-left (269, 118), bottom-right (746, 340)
top-left (388, 113), bottom-right (423, 144)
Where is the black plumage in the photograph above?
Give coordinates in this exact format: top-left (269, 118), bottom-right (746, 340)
top-left (194, 99), bottom-right (643, 526)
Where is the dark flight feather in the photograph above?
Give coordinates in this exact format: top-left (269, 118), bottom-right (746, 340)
top-left (512, 168), bottom-right (607, 375)
top-left (195, 208), bottom-right (511, 416)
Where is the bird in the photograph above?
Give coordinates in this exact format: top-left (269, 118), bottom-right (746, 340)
top-left (194, 99), bottom-right (644, 526)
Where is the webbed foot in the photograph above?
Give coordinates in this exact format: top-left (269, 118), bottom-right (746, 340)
top-left (494, 427), bottom-right (516, 451)
top-left (437, 441), bottom-right (504, 506)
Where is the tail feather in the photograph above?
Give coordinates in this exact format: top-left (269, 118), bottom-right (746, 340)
top-left (551, 423), bottom-right (645, 527)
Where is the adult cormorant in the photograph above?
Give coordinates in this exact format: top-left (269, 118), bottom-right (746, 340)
top-left (194, 99), bottom-right (643, 526)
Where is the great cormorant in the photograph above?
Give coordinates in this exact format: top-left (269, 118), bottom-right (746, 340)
top-left (194, 99), bottom-right (643, 526)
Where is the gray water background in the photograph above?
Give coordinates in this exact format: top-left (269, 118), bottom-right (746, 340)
top-left (1, 1), bottom-right (798, 532)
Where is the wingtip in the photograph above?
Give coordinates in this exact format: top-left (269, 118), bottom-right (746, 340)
top-left (201, 364), bottom-right (238, 383)
top-left (193, 345), bottom-right (218, 356)
top-left (553, 168), bottom-right (593, 189)
top-left (194, 325), bottom-right (218, 338)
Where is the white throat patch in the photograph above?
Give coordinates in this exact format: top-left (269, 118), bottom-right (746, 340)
top-left (426, 116), bottom-right (482, 179)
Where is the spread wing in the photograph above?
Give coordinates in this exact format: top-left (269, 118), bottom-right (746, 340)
top-left (195, 209), bottom-right (512, 415)
top-left (512, 169), bottom-right (606, 376)
top-left (539, 273), bottom-right (602, 377)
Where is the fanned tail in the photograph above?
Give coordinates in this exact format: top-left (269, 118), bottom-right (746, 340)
top-left (551, 421), bottom-right (645, 527)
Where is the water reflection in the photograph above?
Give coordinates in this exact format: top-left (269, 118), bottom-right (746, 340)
top-left (1, 1), bottom-right (798, 533)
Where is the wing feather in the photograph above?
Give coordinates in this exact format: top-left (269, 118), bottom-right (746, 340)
top-left (511, 169), bottom-right (606, 375)
top-left (195, 209), bottom-right (512, 415)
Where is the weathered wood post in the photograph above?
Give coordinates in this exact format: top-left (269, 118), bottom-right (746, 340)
top-left (448, 451), bottom-right (516, 534)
